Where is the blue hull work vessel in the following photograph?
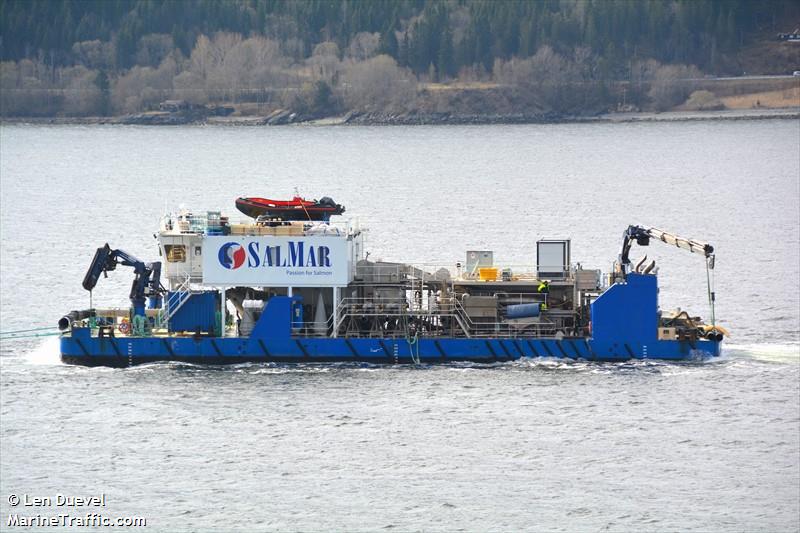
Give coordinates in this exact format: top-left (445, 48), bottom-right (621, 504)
top-left (59, 208), bottom-right (724, 367)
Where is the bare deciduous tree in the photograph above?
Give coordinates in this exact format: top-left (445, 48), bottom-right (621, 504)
top-left (340, 54), bottom-right (416, 112)
top-left (62, 65), bottom-right (102, 115)
top-left (307, 41), bottom-right (342, 85)
top-left (172, 71), bottom-right (206, 104)
top-left (112, 56), bottom-right (178, 112)
top-left (346, 32), bottom-right (380, 61)
top-left (71, 40), bottom-right (115, 70)
top-left (649, 64), bottom-right (702, 111)
top-left (187, 33), bottom-right (290, 102)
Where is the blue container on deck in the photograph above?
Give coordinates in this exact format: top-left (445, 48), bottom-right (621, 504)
top-left (506, 303), bottom-right (541, 319)
top-left (168, 290), bottom-right (219, 333)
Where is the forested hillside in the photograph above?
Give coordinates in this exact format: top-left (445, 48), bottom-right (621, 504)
top-left (1, 0), bottom-right (798, 118)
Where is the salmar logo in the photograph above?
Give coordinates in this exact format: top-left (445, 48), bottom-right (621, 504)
top-left (218, 242), bottom-right (246, 270)
top-left (215, 240), bottom-right (333, 271)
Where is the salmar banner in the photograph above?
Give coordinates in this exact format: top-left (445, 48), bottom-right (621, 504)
top-left (202, 235), bottom-right (350, 287)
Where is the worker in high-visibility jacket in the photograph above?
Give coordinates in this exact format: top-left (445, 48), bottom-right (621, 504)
top-left (537, 280), bottom-right (549, 310)
top-left (537, 280), bottom-right (549, 293)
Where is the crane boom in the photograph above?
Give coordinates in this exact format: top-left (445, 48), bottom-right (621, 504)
top-left (620, 225), bottom-right (714, 276)
top-left (646, 227), bottom-right (714, 258)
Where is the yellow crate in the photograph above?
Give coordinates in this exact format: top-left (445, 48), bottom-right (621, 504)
top-left (478, 267), bottom-right (498, 281)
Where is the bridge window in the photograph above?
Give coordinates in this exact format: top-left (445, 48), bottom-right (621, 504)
top-left (165, 245), bottom-right (186, 262)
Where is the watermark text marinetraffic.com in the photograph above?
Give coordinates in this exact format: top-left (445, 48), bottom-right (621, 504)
top-left (6, 493), bottom-right (146, 528)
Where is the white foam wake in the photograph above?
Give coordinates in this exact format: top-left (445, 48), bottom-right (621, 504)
top-left (25, 336), bottom-right (62, 365)
top-left (724, 343), bottom-right (800, 363)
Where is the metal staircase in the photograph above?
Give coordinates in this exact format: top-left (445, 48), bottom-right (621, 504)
top-left (156, 273), bottom-right (198, 329)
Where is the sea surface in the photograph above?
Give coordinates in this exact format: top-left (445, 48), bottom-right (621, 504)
top-left (1, 121), bottom-right (798, 532)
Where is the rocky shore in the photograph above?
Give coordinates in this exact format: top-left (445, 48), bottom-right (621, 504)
top-left (584, 107), bottom-right (800, 123)
top-left (3, 107), bottom-right (797, 127)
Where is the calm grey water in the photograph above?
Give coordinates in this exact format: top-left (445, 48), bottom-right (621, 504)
top-left (1, 121), bottom-right (798, 532)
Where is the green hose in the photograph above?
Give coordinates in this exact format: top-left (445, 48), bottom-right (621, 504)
top-left (406, 331), bottom-right (420, 365)
top-left (132, 315), bottom-right (147, 337)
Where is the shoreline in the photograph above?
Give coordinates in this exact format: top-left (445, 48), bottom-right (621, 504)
top-left (2, 107), bottom-right (798, 127)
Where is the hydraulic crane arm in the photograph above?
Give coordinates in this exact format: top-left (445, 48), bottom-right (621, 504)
top-left (619, 225), bottom-right (719, 328)
top-left (82, 243), bottom-right (164, 315)
top-left (620, 225), bottom-right (715, 276)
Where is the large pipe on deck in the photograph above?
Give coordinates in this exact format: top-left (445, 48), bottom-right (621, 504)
top-left (506, 303), bottom-right (541, 319)
top-left (58, 309), bottom-right (96, 331)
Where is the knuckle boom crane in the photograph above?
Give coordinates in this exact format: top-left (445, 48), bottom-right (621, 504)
top-left (82, 243), bottom-right (164, 317)
top-left (617, 224), bottom-right (719, 337)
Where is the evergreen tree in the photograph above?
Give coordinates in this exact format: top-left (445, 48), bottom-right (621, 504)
top-left (437, 25), bottom-right (455, 79)
top-left (0, 0), bottom-right (793, 76)
top-left (115, 25), bottom-right (136, 69)
top-left (473, 11), bottom-right (492, 71)
top-left (379, 27), bottom-right (398, 58)
top-left (94, 69), bottom-right (110, 116)
top-left (398, 32), bottom-right (410, 67)
top-left (518, 16), bottom-right (536, 58)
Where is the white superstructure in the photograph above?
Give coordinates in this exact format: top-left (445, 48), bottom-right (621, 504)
top-left (156, 208), bottom-right (364, 290)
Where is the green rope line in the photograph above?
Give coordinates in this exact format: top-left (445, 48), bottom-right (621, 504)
top-left (0, 326), bottom-right (59, 335)
top-left (0, 332), bottom-right (61, 340)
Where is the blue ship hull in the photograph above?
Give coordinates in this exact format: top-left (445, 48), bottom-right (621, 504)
top-left (61, 330), bottom-right (720, 367)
